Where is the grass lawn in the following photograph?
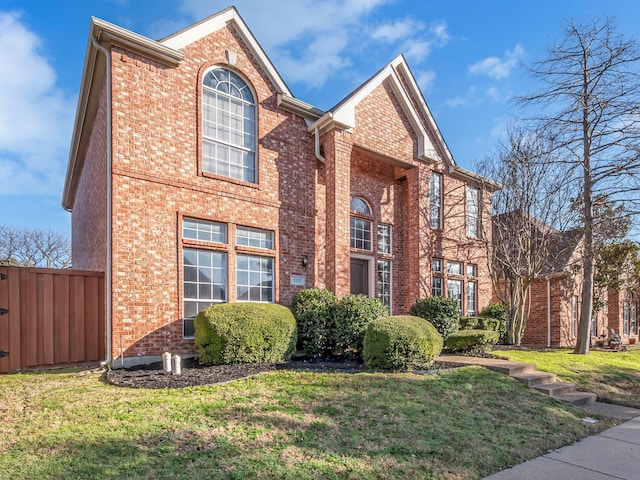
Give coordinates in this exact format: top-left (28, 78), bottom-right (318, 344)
top-left (0, 366), bottom-right (616, 480)
top-left (496, 346), bottom-right (640, 408)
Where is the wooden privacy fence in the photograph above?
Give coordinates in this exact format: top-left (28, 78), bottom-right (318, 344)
top-left (0, 266), bottom-right (105, 373)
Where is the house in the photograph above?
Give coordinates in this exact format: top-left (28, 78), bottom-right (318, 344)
top-left (62, 7), bottom-right (497, 367)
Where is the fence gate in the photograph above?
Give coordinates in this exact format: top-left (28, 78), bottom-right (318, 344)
top-left (0, 266), bottom-right (105, 373)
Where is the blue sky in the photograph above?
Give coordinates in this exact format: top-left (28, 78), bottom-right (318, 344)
top-left (1, 0), bottom-right (639, 236)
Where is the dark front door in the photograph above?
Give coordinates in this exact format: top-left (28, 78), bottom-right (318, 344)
top-left (350, 258), bottom-right (369, 295)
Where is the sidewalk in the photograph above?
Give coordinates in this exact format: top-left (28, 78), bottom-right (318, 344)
top-left (483, 416), bottom-right (640, 479)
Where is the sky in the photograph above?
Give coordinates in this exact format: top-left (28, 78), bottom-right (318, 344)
top-left (1, 0), bottom-right (640, 237)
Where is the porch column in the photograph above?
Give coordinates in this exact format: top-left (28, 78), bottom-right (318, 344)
top-left (324, 129), bottom-right (352, 298)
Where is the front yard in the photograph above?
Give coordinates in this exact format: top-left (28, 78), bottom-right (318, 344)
top-left (0, 365), bottom-right (615, 479)
top-left (496, 345), bottom-right (640, 408)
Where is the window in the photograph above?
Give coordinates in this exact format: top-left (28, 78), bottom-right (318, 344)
top-left (350, 218), bottom-right (372, 250)
top-left (432, 276), bottom-right (443, 297)
top-left (572, 296), bottom-right (579, 338)
top-left (447, 279), bottom-right (463, 314)
top-left (466, 264), bottom-right (477, 277)
top-left (237, 255), bottom-right (273, 302)
top-left (202, 68), bottom-right (256, 182)
top-left (350, 197), bottom-right (372, 214)
top-left (467, 281), bottom-right (477, 316)
top-left (466, 186), bottom-right (480, 238)
top-left (429, 172), bottom-right (442, 228)
top-left (447, 261), bottom-right (463, 275)
top-left (377, 224), bottom-right (392, 254)
top-left (236, 226), bottom-right (274, 249)
top-left (624, 301), bottom-right (630, 335)
top-left (377, 259), bottom-right (392, 308)
top-left (632, 303), bottom-right (637, 335)
top-left (183, 248), bottom-right (227, 337)
top-left (432, 258), bottom-right (443, 273)
top-left (183, 218), bottom-right (226, 243)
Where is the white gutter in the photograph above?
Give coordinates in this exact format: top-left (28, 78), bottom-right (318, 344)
top-left (313, 127), bottom-right (325, 163)
top-left (91, 35), bottom-right (113, 367)
top-left (546, 276), bottom-right (551, 348)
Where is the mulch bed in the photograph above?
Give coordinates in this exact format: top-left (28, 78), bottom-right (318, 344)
top-left (106, 357), bottom-right (464, 389)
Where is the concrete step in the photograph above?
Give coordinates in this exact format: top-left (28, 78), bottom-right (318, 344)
top-left (483, 362), bottom-right (537, 376)
top-left (533, 382), bottom-right (577, 397)
top-left (512, 371), bottom-right (557, 386)
top-left (555, 391), bottom-right (597, 406)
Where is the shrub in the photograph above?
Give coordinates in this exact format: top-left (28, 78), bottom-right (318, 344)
top-left (459, 316), bottom-right (481, 330)
top-left (363, 315), bottom-right (443, 371)
top-left (331, 294), bottom-right (389, 359)
top-left (480, 303), bottom-right (508, 343)
top-left (409, 296), bottom-right (460, 340)
top-left (445, 329), bottom-right (499, 353)
top-left (194, 303), bottom-right (297, 365)
top-left (291, 288), bottom-right (337, 357)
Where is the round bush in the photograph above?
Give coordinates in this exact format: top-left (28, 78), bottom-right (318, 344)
top-left (331, 294), bottom-right (389, 359)
top-left (194, 303), bottom-right (297, 365)
top-left (291, 288), bottom-right (337, 357)
top-left (445, 329), bottom-right (499, 353)
top-left (409, 296), bottom-right (460, 340)
top-left (363, 315), bottom-right (443, 371)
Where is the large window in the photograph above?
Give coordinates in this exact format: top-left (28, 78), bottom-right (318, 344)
top-left (182, 218), bottom-right (275, 338)
top-left (432, 277), bottom-right (443, 297)
top-left (467, 281), bottom-right (477, 316)
top-left (202, 68), bottom-right (256, 183)
top-left (572, 296), bottom-right (579, 338)
top-left (377, 224), bottom-right (392, 254)
top-left (429, 172), bottom-right (442, 229)
top-left (632, 303), bottom-right (637, 336)
top-left (447, 279), bottom-right (463, 314)
top-left (466, 186), bottom-right (480, 238)
top-left (624, 301), bottom-right (630, 335)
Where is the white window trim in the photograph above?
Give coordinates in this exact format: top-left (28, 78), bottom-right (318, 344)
top-left (377, 258), bottom-right (392, 312)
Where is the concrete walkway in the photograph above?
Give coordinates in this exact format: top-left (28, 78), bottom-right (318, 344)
top-left (483, 417), bottom-right (640, 479)
top-left (437, 354), bottom-right (640, 479)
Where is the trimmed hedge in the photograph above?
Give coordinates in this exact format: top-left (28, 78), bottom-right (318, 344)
top-left (363, 315), bottom-right (443, 371)
top-left (194, 303), bottom-right (297, 365)
top-left (331, 294), bottom-right (389, 359)
top-left (445, 329), bottom-right (499, 352)
top-left (479, 303), bottom-right (508, 344)
top-left (291, 288), bottom-right (337, 357)
top-left (409, 296), bottom-right (460, 340)
top-left (459, 316), bottom-right (481, 330)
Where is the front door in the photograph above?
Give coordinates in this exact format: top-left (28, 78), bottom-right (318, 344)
top-left (350, 258), bottom-right (369, 295)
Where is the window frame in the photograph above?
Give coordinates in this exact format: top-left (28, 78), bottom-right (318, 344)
top-left (236, 254), bottom-right (275, 303)
top-left (377, 259), bottom-right (392, 310)
top-left (466, 185), bottom-right (481, 238)
top-left (429, 172), bottom-right (443, 229)
top-left (236, 225), bottom-right (274, 250)
top-left (377, 223), bottom-right (392, 255)
top-left (447, 279), bottom-right (464, 315)
top-left (467, 280), bottom-right (477, 316)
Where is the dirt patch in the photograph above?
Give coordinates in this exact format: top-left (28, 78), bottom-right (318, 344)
top-left (106, 357), bottom-right (463, 389)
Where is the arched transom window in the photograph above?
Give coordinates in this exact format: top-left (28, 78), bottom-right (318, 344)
top-left (202, 68), bottom-right (256, 183)
top-left (350, 197), bottom-right (372, 250)
top-left (350, 197), bottom-right (372, 215)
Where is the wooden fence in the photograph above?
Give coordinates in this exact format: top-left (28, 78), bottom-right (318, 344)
top-left (0, 266), bottom-right (105, 373)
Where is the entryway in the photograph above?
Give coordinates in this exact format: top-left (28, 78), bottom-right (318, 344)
top-left (350, 258), bottom-right (369, 295)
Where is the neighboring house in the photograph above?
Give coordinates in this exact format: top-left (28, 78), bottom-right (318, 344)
top-left (63, 7), bottom-right (497, 367)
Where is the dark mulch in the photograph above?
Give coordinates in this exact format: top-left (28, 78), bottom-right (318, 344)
top-left (106, 356), bottom-right (464, 389)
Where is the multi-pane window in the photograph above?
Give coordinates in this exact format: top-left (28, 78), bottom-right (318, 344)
top-left (236, 226), bottom-right (274, 249)
top-left (466, 186), bottom-right (480, 238)
top-left (237, 255), bottom-right (273, 302)
top-left (624, 301), bottom-right (630, 335)
top-left (572, 296), bottom-right (579, 338)
top-left (350, 197), bottom-right (373, 251)
top-left (447, 279), bottom-right (463, 314)
top-left (429, 172), bottom-right (442, 228)
top-left (377, 260), bottom-right (392, 308)
top-left (466, 264), bottom-right (477, 277)
top-left (447, 261), bottom-right (463, 275)
top-left (631, 303), bottom-right (637, 335)
top-left (467, 281), bottom-right (477, 316)
top-left (432, 276), bottom-right (443, 297)
top-left (202, 68), bottom-right (256, 183)
top-left (183, 249), bottom-right (227, 337)
top-left (377, 224), bottom-right (392, 254)
top-left (433, 258), bottom-right (443, 273)
top-left (183, 218), bottom-right (226, 243)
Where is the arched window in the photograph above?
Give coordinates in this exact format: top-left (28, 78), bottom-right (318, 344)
top-left (202, 68), bottom-right (256, 182)
top-left (350, 197), bottom-right (371, 215)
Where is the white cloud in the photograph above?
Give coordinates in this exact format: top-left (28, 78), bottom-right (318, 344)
top-left (485, 86), bottom-right (500, 101)
top-left (371, 18), bottom-right (421, 42)
top-left (0, 11), bottom-right (76, 196)
top-left (468, 44), bottom-right (525, 79)
top-left (443, 85), bottom-right (481, 108)
top-left (428, 20), bottom-right (450, 45)
top-left (416, 70), bottom-right (436, 94)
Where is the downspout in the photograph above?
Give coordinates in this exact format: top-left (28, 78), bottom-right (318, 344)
top-left (314, 127), bottom-right (326, 163)
top-left (546, 276), bottom-right (552, 348)
top-left (92, 35), bottom-right (113, 367)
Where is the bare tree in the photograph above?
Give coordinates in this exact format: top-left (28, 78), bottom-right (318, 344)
top-left (518, 17), bottom-right (640, 354)
top-left (0, 225), bottom-right (71, 269)
top-left (478, 128), bottom-right (576, 344)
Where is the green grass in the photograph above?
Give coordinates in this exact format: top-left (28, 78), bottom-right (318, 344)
top-left (496, 346), bottom-right (640, 408)
top-left (0, 366), bottom-right (616, 480)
